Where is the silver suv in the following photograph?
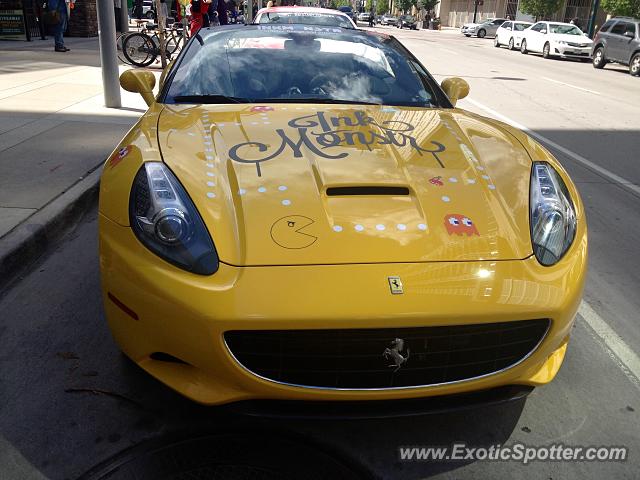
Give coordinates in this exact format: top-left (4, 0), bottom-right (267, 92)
top-left (592, 17), bottom-right (640, 76)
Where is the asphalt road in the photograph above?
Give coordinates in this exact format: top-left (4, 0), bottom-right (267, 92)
top-left (1, 27), bottom-right (639, 480)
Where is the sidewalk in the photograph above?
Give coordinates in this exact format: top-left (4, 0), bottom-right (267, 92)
top-left (0, 36), bottom-right (151, 286)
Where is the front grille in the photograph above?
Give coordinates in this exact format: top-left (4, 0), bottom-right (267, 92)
top-left (224, 320), bottom-right (550, 390)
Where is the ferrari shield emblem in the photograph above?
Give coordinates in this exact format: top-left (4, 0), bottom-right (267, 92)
top-left (388, 276), bottom-right (403, 294)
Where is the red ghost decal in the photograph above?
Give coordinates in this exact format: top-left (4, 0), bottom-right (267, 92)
top-left (444, 214), bottom-right (479, 236)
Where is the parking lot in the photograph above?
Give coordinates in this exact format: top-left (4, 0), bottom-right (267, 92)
top-left (1, 23), bottom-right (639, 480)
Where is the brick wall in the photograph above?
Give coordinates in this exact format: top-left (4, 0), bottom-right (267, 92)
top-left (67, 0), bottom-right (98, 36)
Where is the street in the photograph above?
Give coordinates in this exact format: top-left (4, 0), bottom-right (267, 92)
top-left (1, 25), bottom-right (640, 479)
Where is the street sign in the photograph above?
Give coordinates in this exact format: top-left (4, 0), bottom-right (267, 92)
top-left (0, 9), bottom-right (28, 40)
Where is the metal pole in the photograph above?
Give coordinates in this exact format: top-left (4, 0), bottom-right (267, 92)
top-left (246, 0), bottom-right (253, 23)
top-left (96, 0), bottom-right (122, 108)
top-left (120, 0), bottom-right (129, 33)
top-left (472, 0), bottom-right (479, 23)
top-left (155, 0), bottom-right (167, 68)
top-left (587, 0), bottom-right (599, 38)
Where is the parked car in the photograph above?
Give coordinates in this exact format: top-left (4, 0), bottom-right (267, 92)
top-left (112, 24), bottom-right (586, 406)
top-left (255, 6), bottom-right (357, 30)
top-left (397, 14), bottom-right (418, 29)
top-left (380, 14), bottom-right (398, 26)
top-left (494, 20), bottom-right (533, 50)
top-left (358, 12), bottom-right (372, 22)
top-left (520, 21), bottom-right (593, 60)
top-left (591, 17), bottom-right (640, 76)
top-left (337, 5), bottom-right (357, 22)
top-left (461, 18), bottom-right (507, 38)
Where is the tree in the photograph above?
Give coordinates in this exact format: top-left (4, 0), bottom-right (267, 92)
top-left (377, 0), bottom-right (387, 14)
top-left (518, 0), bottom-right (562, 20)
top-left (420, 0), bottom-right (440, 12)
top-left (396, 0), bottom-right (416, 14)
top-left (600, 0), bottom-right (640, 18)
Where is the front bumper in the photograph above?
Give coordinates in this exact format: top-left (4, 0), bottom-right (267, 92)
top-left (100, 214), bottom-right (587, 406)
top-left (553, 44), bottom-right (592, 58)
top-left (461, 27), bottom-right (477, 35)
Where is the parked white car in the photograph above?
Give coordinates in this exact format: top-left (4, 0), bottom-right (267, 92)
top-left (461, 18), bottom-right (507, 38)
top-left (520, 21), bottom-right (593, 60)
top-left (494, 20), bottom-right (533, 50)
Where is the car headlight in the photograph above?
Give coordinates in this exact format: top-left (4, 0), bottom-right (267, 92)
top-left (530, 162), bottom-right (577, 266)
top-left (557, 40), bottom-right (567, 45)
top-left (129, 162), bottom-right (219, 275)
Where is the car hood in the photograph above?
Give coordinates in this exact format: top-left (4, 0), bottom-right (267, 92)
top-left (157, 104), bottom-right (533, 266)
top-left (462, 23), bottom-right (479, 28)
top-left (550, 33), bottom-right (592, 44)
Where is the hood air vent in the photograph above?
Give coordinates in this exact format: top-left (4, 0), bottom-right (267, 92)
top-left (326, 186), bottom-right (410, 196)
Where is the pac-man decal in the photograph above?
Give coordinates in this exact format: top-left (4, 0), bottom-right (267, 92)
top-left (444, 214), bottom-right (479, 236)
top-left (270, 215), bottom-right (318, 249)
top-left (108, 146), bottom-right (131, 169)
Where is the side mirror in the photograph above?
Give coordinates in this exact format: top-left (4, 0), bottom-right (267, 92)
top-left (441, 77), bottom-right (470, 107)
top-left (120, 69), bottom-right (156, 107)
top-left (541, 29), bottom-right (547, 34)
top-left (624, 30), bottom-right (635, 38)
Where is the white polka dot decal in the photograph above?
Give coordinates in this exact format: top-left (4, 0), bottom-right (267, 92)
top-left (258, 186), bottom-right (267, 193)
top-left (278, 185), bottom-right (287, 191)
top-left (206, 192), bottom-right (215, 198)
top-left (418, 223), bottom-right (427, 231)
top-left (376, 224), bottom-right (386, 231)
top-left (282, 199), bottom-right (291, 206)
top-left (397, 224), bottom-right (407, 231)
top-left (238, 188), bottom-right (247, 195)
top-left (207, 181), bottom-right (215, 187)
top-left (206, 172), bottom-right (214, 177)
top-left (442, 196), bottom-right (450, 202)
top-left (354, 224), bottom-right (364, 232)
top-left (332, 225), bottom-right (343, 232)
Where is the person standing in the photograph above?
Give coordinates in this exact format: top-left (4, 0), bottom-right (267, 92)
top-left (49, 0), bottom-right (72, 52)
top-left (217, 0), bottom-right (229, 25)
top-left (190, 0), bottom-right (212, 35)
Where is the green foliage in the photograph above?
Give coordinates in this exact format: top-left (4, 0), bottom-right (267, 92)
top-left (600, 0), bottom-right (640, 17)
top-left (377, 0), bottom-right (387, 14)
top-left (518, 0), bottom-right (562, 19)
top-left (419, 0), bottom-right (440, 12)
top-left (396, 0), bottom-right (415, 13)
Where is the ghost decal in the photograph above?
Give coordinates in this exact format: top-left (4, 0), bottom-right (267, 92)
top-left (444, 214), bottom-right (479, 236)
top-left (270, 215), bottom-right (317, 249)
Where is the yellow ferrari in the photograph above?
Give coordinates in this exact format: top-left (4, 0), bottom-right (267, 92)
top-left (100, 24), bottom-right (587, 406)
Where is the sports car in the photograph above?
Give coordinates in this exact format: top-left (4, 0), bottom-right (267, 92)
top-left (102, 24), bottom-right (587, 406)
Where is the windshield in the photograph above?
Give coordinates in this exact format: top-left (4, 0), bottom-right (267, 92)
top-left (165, 26), bottom-right (442, 107)
top-left (514, 23), bottom-right (530, 31)
top-left (258, 11), bottom-right (354, 29)
top-left (404, 16), bottom-right (415, 21)
top-left (549, 24), bottom-right (583, 35)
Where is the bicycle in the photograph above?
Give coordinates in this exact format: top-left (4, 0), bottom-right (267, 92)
top-left (122, 21), bottom-right (187, 67)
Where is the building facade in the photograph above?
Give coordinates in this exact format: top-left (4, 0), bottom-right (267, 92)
top-left (436, 0), bottom-right (606, 32)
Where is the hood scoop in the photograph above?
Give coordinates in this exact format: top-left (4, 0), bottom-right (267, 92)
top-left (326, 186), bottom-right (410, 196)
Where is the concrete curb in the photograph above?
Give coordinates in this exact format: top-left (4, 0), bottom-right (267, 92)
top-left (0, 166), bottom-right (102, 293)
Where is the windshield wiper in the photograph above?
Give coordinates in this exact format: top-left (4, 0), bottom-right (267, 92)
top-left (172, 95), bottom-right (249, 104)
top-left (253, 98), bottom-right (381, 105)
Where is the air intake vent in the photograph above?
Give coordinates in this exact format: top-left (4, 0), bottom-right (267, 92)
top-left (326, 186), bottom-right (410, 196)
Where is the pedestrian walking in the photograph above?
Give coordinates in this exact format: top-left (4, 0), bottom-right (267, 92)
top-left (47, 0), bottom-right (72, 52)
